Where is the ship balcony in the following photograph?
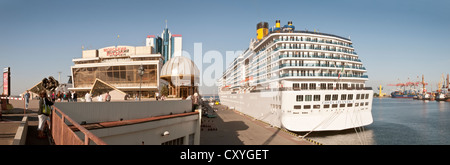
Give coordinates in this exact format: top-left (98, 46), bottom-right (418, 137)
top-left (279, 86), bottom-right (373, 92)
top-left (279, 73), bottom-right (369, 79)
top-left (272, 38), bottom-right (354, 49)
top-left (276, 63), bottom-right (366, 71)
top-left (277, 53), bottom-right (362, 63)
top-left (272, 45), bottom-right (357, 55)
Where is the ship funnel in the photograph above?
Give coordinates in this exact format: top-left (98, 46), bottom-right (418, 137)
top-left (276, 20), bottom-right (280, 28)
top-left (283, 21), bottom-right (295, 32)
top-left (257, 22), bottom-right (269, 40)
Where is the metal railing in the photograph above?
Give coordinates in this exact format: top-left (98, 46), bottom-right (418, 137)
top-left (279, 73), bottom-right (369, 79)
top-left (51, 106), bottom-right (106, 145)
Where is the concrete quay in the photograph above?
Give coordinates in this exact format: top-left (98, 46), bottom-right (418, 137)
top-left (200, 103), bottom-right (313, 145)
top-left (1, 100), bottom-right (48, 145)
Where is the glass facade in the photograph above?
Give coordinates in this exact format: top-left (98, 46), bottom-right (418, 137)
top-left (162, 28), bottom-right (170, 64)
top-left (72, 64), bottom-right (157, 89)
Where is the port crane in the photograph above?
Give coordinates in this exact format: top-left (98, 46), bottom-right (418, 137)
top-left (387, 75), bottom-right (428, 95)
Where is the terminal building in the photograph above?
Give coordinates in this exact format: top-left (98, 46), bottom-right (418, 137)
top-left (69, 27), bottom-right (187, 98)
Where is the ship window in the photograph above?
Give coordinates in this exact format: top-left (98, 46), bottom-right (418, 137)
top-left (301, 83), bottom-right (308, 90)
top-left (320, 83), bottom-right (327, 90)
top-left (356, 94), bottom-right (360, 100)
top-left (294, 105), bottom-right (302, 109)
top-left (328, 83), bottom-right (334, 90)
top-left (341, 94), bottom-right (347, 100)
top-left (355, 103), bottom-right (359, 107)
top-left (296, 95), bottom-right (303, 102)
top-left (305, 95), bottom-right (312, 101)
top-left (313, 105), bottom-right (320, 109)
top-left (343, 84), bottom-right (349, 89)
top-left (324, 104), bottom-right (330, 108)
top-left (361, 94), bottom-right (365, 99)
top-left (332, 104), bottom-right (338, 108)
top-left (365, 94), bottom-right (369, 99)
top-left (325, 95), bottom-right (331, 101)
top-left (332, 94), bottom-right (338, 101)
top-left (340, 104), bottom-right (346, 108)
top-left (365, 102), bottom-right (369, 106)
top-left (304, 105), bottom-right (311, 109)
top-left (293, 83), bottom-right (299, 90)
top-left (309, 83), bottom-right (316, 90)
top-left (313, 95), bottom-right (320, 101)
top-left (348, 94), bottom-right (353, 100)
top-left (347, 103), bottom-right (353, 107)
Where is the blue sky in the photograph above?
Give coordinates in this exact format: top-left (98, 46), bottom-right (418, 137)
top-left (1, 0), bottom-right (449, 95)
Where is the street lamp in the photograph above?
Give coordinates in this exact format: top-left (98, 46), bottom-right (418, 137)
top-left (138, 64), bottom-right (145, 101)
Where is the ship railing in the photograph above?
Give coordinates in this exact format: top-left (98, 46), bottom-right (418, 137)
top-left (279, 73), bottom-right (368, 79)
top-left (276, 49), bottom-right (361, 62)
top-left (276, 63), bottom-right (366, 71)
top-left (255, 87), bottom-right (374, 92)
top-left (272, 45), bottom-right (356, 55)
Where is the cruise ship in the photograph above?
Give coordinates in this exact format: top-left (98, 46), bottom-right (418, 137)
top-left (218, 20), bottom-right (373, 132)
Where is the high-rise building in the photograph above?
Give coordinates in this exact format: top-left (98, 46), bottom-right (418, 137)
top-left (146, 28), bottom-right (182, 64)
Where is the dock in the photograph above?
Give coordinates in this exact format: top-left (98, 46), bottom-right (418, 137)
top-left (200, 103), bottom-right (313, 145)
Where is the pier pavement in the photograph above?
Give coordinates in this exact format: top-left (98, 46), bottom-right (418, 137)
top-left (200, 103), bottom-right (313, 145)
top-left (1, 99), bottom-right (49, 145)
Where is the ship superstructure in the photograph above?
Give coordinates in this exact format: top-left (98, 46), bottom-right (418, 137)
top-left (218, 20), bottom-right (373, 132)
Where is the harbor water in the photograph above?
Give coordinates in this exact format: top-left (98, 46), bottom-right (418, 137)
top-left (305, 98), bottom-right (450, 145)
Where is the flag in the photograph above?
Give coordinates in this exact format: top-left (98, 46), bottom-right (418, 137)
top-left (338, 65), bottom-right (344, 79)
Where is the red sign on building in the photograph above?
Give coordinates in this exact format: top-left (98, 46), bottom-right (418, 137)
top-left (3, 67), bottom-right (10, 96)
top-left (103, 47), bottom-right (130, 56)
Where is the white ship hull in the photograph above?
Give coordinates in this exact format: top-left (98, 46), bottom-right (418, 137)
top-left (219, 90), bottom-right (373, 132)
top-left (218, 20), bottom-right (374, 132)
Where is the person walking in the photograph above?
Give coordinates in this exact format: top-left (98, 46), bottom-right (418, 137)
top-left (85, 92), bottom-right (92, 102)
top-left (72, 91), bottom-right (77, 102)
top-left (62, 92), bottom-right (66, 102)
top-left (67, 91), bottom-right (72, 102)
top-left (97, 95), bottom-right (103, 102)
top-left (38, 90), bottom-right (53, 138)
top-left (51, 91), bottom-right (56, 102)
top-left (24, 90), bottom-right (30, 110)
top-left (192, 92), bottom-right (199, 112)
top-left (57, 91), bottom-right (61, 102)
top-left (105, 92), bottom-right (111, 102)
